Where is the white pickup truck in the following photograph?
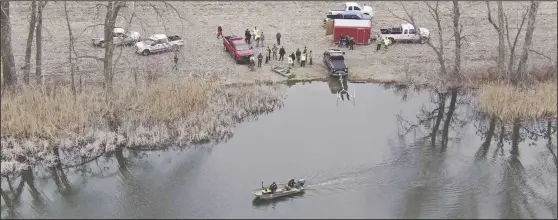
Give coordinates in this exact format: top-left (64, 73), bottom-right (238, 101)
top-left (328, 2), bottom-right (373, 17)
top-left (135, 34), bottom-right (184, 56)
top-left (378, 23), bottom-right (430, 44)
top-left (92, 27), bottom-right (140, 47)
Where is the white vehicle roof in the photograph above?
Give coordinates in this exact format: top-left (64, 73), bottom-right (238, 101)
top-left (150, 34), bottom-right (168, 40)
top-left (113, 28), bottom-right (126, 34)
top-left (334, 19), bottom-right (371, 28)
top-left (346, 2), bottom-right (359, 7)
top-left (401, 23), bottom-right (415, 30)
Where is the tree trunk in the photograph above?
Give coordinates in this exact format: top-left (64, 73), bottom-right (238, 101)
top-left (441, 90), bottom-right (458, 151)
top-left (497, 2), bottom-right (506, 78)
top-left (476, 116), bottom-right (497, 160)
top-left (452, 1), bottom-right (461, 77)
top-left (0, 188), bottom-right (12, 208)
top-left (103, 1), bottom-right (125, 132)
top-left (510, 119), bottom-right (521, 156)
top-left (1, 1), bottom-right (17, 87)
top-left (431, 93), bottom-right (446, 147)
top-left (64, 1), bottom-right (76, 100)
top-left (515, 0), bottom-right (540, 85)
top-left (23, 0), bottom-right (37, 85)
top-left (35, 0), bottom-right (45, 85)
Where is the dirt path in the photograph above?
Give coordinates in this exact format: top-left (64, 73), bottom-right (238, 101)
top-left (8, 1), bottom-right (557, 85)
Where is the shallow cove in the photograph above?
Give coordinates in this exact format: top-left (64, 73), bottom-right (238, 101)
top-left (2, 82), bottom-right (556, 219)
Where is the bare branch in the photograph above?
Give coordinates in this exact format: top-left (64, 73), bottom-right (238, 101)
top-left (529, 49), bottom-right (556, 64)
top-left (486, 1), bottom-right (500, 32)
top-left (74, 55), bottom-right (104, 62)
top-left (76, 23), bottom-right (105, 39)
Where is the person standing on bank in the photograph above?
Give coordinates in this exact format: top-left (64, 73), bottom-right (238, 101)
top-left (300, 52), bottom-right (306, 67)
top-left (308, 50), bottom-right (313, 65)
top-left (245, 29), bottom-right (252, 44)
top-left (272, 44), bottom-right (278, 60)
top-left (266, 46), bottom-right (271, 63)
top-left (217, 25), bottom-right (223, 39)
top-left (276, 32), bottom-right (281, 45)
top-left (376, 34), bottom-right (382, 51)
top-left (257, 53), bottom-right (263, 67)
top-left (295, 48), bottom-right (301, 63)
top-left (260, 32), bottom-right (265, 47)
top-left (279, 46), bottom-right (286, 61)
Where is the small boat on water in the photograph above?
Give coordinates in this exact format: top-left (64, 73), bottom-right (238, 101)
top-left (271, 65), bottom-right (296, 79)
top-left (253, 179), bottom-right (306, 200)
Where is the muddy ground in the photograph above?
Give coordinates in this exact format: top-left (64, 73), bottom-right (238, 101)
top-left (7, 1), bottom-right (557, 86)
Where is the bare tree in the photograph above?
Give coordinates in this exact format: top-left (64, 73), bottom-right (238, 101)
top-left (486, 1), bottom-right (507, 78)
top-left (388, 1), bottom-right (448, 76)
top-left (23, 0), bottom-right (37, 85)
top-left (35, 0), bottom-right (48, 85)
top-left (1, 1), bottom-right (17, 87)
top-left (515, 0), bottom-right (540, 85)
top-left (452, 1), bottom-right (462, 76)
top-left (64, 1), bottom-right (77, 100)
top-left (504, 6), bottom-right (529, 80)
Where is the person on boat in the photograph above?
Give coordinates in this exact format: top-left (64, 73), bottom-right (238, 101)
top-left (269, 182), bottom-right (278, 192)
top-left (288, 179), bottom-right (296, 188)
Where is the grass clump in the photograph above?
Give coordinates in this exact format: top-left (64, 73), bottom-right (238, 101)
top-left (477, 82), bottom-right (557, 121)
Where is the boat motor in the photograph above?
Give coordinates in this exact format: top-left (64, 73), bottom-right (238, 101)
top-left (297, 179), bottom-right (306, 187)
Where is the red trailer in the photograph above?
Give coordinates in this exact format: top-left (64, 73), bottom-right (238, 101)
top-left (333, 19), bottom-right (372, 45)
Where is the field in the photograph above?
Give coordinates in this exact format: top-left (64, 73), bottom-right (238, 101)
top-left (7, 1), bottom-right (557, 86)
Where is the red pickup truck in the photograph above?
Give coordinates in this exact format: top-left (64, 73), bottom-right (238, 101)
top-left (223, 35), bottom-right (254, 64)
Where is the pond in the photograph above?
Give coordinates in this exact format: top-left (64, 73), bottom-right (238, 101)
top-left (2, 80), bottom-right (556, 219)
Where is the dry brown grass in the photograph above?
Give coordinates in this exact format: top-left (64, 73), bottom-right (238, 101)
top-left (1, 76), bottom-right (284, 176)
top-left (477, 82), bottom-right (557, 122)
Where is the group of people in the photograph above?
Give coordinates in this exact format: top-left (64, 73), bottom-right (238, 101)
top-left (218, 25), bottom-right (315, 69)
top-left (375, 34), bottom-right (391, 51)
top-left (338, 35), bottom-right (356, 50)
top-left (286, 47), bottom-right (312, 68)
top-left (243, 26), bottom-right (283, 48)
top-left (252, 45), bottom-right (312, 69)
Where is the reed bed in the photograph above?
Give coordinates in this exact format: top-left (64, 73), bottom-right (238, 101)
top-left (1, 76), bottom-right (285, 176)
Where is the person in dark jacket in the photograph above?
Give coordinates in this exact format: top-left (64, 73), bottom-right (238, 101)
top-left (276, 32), bottom-right (281, 45)
top-left (272, 44), bottom-right (278, 60)
top-left (349, 37), bottom-right (355, 50)
top-left (217, 26), bottom-right (223, 39)
top-left (295, 48), bottom-right (301, 63)
top-left (265, 46), bottom-right (271, 63)
top-left (257, 53), bottom-right (263, 67)
top-left (303, 47), bottom-right (307, 54)
top-left (269, 182), bottom-right (278, 192)
top-left (279, 46), bottom-right (286, 61)
top-left (245, 29), bottom-right (252, 44)
top-left (289, 52), bottom-right (296, 64)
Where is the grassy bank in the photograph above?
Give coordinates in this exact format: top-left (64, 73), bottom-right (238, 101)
top-left (1, 76), bottom-right (284, 176)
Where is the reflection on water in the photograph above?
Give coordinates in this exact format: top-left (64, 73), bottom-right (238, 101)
top-left (1, 82), bottom-right (556, 219)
